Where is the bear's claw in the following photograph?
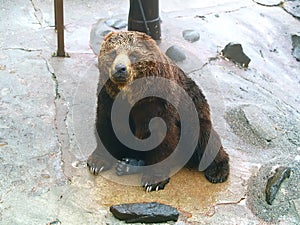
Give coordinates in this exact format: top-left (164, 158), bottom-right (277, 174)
top-left (142, 176), bottom-right (170, 192)
top-left (87, 154), bottom-right (112, 175)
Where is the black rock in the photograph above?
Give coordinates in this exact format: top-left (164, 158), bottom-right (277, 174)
top-left (221, 42), bottom-right (251, 67)
top-left (182, 30), bottom-right (200, 43)
top-left (110, 202), bottom-right (179, 223)
top-left (166, 46), bottom-right (186, 62)
top-left (291, 34), bottom-right (300, 61)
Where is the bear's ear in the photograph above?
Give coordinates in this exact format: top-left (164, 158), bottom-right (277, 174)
top-left (140, 32), bottom-right (152, 41)
top-left (104, 31), bottom-right (116, 41)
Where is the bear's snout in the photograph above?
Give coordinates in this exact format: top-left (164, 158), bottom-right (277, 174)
top-left (111, 53), bottom-right (132, 84)
top-left (112, 63), bottom-right (130, 83)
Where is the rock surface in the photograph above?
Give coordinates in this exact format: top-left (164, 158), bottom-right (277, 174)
top-left (110, 202), bottom-right (179, 223)
top-left (247, 160), bottom-right (300, 223)
top-left (1, 0), bottom-right (300, 224)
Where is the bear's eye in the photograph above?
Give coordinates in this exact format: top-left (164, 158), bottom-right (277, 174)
top-left (129, 53), bottom-right (138, 64)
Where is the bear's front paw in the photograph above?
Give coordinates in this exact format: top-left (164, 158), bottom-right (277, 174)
top-left (116, 158), bottom-right (145, 176)
top-left (204, 161), bottom-right (229, 183)
top-left (87, 154), bottom-right (112, 175)
top-left (141, 175), bottom-right (170, 192)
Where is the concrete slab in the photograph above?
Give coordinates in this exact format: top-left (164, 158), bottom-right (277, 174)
top-left (0, 0), bottom-right (299, 224)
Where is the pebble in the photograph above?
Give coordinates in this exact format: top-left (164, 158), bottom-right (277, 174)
top-left (110, 202), bottom-right (179, 223)
top-left (182, 30), bottom-right (200, 43)
top-left (221, 42), bottom-right (251, 67)
top-left (291, 34), bottom-right (300, 61)
top-left (166, 46), bottom-right (186, 62)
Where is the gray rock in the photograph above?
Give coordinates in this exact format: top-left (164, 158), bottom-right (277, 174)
top-left (166, 46), bottom-right (186, 62)
top-left (110, 202), bottom-right (179, 223)
top-left (283, 0), bottom-right (300, 18)
top-left (225, 105), bottom-right (278, 148)
top-left (182, 30), bottom-right (200, 43)
top-left (253, 0), bottom-right (283, 6)
top-left (247, 160), bottom-right (300, 222)
top-left (265, 166), bottom-right (291, 205)
top-left (221, 42), bottom-right (251, 67)
top-left (291, 34), bottom-right (300, 61)
top-left (105, 18), bottom-right (127, 29)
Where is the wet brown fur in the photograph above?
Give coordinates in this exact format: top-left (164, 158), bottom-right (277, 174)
top-left (87, 31), bottom-right (229, 190)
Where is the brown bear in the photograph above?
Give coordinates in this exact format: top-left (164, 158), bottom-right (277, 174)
top-left (87, 31), bottom-right (229, 191)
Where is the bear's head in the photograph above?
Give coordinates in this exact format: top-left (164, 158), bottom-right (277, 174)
top-left (98, 31), bottom-right (171, 92)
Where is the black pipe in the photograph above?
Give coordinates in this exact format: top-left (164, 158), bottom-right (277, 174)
top-left (128, 0), bottom-right (161, 40)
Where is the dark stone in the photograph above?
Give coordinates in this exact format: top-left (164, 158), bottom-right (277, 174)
top-left (265, 166), bottom-right (291, 205)
top-left (291, 34), bottom-right (300, 61)
top-left (283, 0), bottom-right (300, 18)
top-left (182, 30), bottom-right (200, 43)
top-left (165, 46), bottom-right (186, 62)
top-left (105, 18), bottom-right (128, 29)
top-left (221, 42), bottom-right (251, 67)
top-left (110, 202), bottom-right (179, 223)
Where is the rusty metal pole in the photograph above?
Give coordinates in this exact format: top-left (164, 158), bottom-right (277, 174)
top-left (128, 0), bottom-right (161, 40)
top-left (54, 0), bottom-right (66, 57)
top-left (54, 0), bottom-right (58, 30)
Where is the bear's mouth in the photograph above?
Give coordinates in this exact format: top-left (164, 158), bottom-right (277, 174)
top-left (111, 72), bottom-right (130, 84)
top-left (111, 63), bottom-right (131, 84)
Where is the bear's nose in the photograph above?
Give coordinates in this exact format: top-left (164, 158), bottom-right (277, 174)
top-left (112, 63), bottom-right (129, 81)
top-left (115, 64), bottom-right (127, 74)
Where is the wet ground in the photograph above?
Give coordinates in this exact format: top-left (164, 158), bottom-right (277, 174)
top-left (0, 0), bottom-right (300, 224)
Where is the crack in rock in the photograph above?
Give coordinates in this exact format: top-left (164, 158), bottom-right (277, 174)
top-left (30, 0), bottom-right (44, 26)
top-left (2, 47), bottom-right (42, 52)
top-left (43, 58), bottom-right (61, 100)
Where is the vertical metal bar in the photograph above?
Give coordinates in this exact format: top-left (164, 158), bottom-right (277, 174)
top-left (128, 0), bottom-right (161, 40)
top-left (137, 0), bottom-right (150, 36)
top-left (54, 0), bottom-right (58, 30)
top-left (54, 0), bottom-right (66, 57)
